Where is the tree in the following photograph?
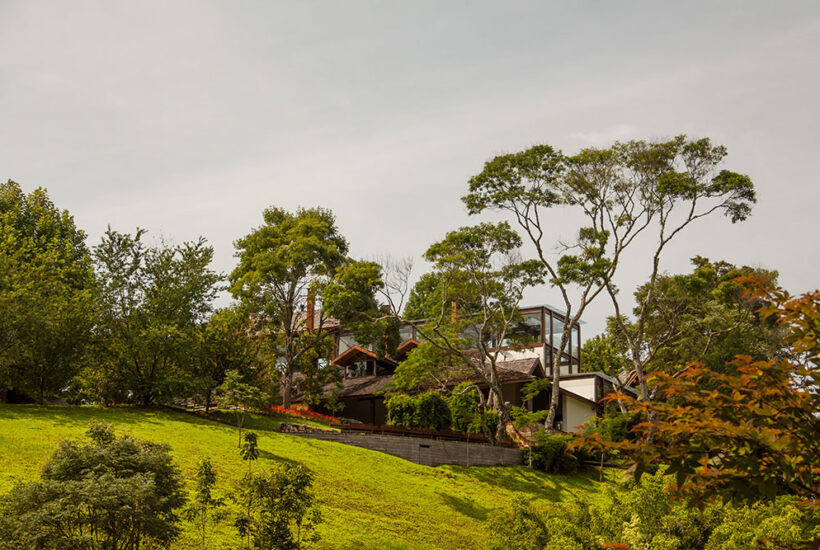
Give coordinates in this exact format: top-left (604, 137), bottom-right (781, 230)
top-left (0, 421), bottom-right (186, 548)
top-left (186, 457), bottom-right (225, 550)
top-left (462, 136), bottom-right (757, 430)
top-left (192, 306), bottom-right (260, 413)
top-left (240, 431), bottom-right (260, 474)
top-left (0, 180), bottom-right (97, 404)
top-left (230, 206), bottom-right (392, 409)
top-left (578, 283), bottom-right (819, 505)
top-left (392, 222), bottom-right (544, 445)
top-left (234, 463), bottom-right (322, 550)
top-left (607, 257), bottom-right (782, 385)
top-left (91, 228), bottom-right (221, 405)
top-left (217, 369), bottom-right (265, 447)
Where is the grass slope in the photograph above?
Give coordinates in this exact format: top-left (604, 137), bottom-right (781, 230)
top-left (0, 405), bottom-right (611, 549)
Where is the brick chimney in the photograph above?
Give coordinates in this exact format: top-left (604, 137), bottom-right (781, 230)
top-left (306, 289), bottom-right (315, 331)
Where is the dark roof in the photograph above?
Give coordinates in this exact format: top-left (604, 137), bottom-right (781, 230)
top-left (332, 345), bottom-right (397, 368)
top-left (297, 356), bottom-right (544, 402)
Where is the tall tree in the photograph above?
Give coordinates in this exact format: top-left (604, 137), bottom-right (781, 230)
top-left (230, 207), bottom-right (391, 409)
top-left (392, 222), bottom-right (544, 445)
top-left (192, 306), bottom-right (260, 412)
top-left (0, 180), bottom-right (96, 404)
top-left (230, 207), bottom-right (348, 409)
top-left (92, 228), bottom-right (220, 405)
top-left (462, 136), bottom-right (756, 430)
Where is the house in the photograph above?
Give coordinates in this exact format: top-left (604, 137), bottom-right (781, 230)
top-left (295, 304), bottom-right (633, 433)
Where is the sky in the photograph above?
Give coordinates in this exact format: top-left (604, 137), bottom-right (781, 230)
top-left (1, 1), bottom-right (818, 336)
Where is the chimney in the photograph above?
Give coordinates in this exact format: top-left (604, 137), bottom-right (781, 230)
top-left (307, 289), bottom-right (315, 331)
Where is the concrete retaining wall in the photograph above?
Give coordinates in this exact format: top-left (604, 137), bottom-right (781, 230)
top-left (291, 432), bottom-right (523, 466)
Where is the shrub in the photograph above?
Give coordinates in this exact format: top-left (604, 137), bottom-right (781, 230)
top-left (448, 383), bottom-right (481, 433)
top-left (0, 421), bottom-right (186, 549)
top-left (385, 393), bottom-right (417, 428)
top-left (489, 473), bottom-right (820, 549)
top-left (530, 433), bottom-right (582, 474)
top-left (414, 392), bottom-right (452, 431)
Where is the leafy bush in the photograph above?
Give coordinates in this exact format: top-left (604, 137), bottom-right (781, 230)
top-left (489, 498), bottom-right (597, 550)
top-left (489, 473), bottom-right (820, 549)
top-left (0, 421), bottom-right (186, 549)
top-left (448, 383), bottom-right (481, 433)
top-left (385, 393), bottom-right (417, 428)
top-left (386, 392), bottom-right (452, 431)
top-left (414, 392), bottom-right (452, 431)
top-left (530, 433), bottom-right (582, 474)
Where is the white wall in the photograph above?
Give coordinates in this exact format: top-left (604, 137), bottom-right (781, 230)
top-left (560, 378), bottom-right (596, 401)
top-left (563, 393), bottom-right (597, 433)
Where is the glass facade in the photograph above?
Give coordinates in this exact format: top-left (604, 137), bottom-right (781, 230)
top-left (338, 334), bottom-right (358, 355)
top-left (398, 325), bottom-right (414, 344)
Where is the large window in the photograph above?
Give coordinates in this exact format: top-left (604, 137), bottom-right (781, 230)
top-left (398, 325), bottom-right (414, 343)
top-left (338, 334), bottom-right (358, 355)
top-left (346, 361), bottom-right (371, 378)
top-left (571, 325), bottom-right (580, 358)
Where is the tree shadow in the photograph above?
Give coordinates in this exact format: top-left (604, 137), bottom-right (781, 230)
top-left (441, 465), bottom-right (604, 501)
top-left (437, 492), bottom-right (491, 521)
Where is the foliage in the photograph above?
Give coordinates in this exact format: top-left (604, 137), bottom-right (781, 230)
top-left (0, 404), bottom-right (612, 549)
top-left (578, 284), bottom-right (820, 506)
top-left (90, 227), bottom-right (220, 405)
top-left (385, 392), bottom-right (452, 431)
top-left (448, 383), bottom-right (481, 433)
top-left (186, 457), bottom-right (225, 550)
top-left (393, 221), bottom-right (544, 444)
top-left (529, 433), bottom-right (583, 474)
top-left (601, 257), bottom-right (783, 383)
top-left (582, 409), bottom-right (641, 444)
top-left (217, 370), bottom-right (265, 447)
top-left (230, 206), bottom-right (391, 409)
top-left (385, 393), bottom-right (417, 428)
top-left (0, 180), bottom-right (97, 404)
top-left (192, 306), bottom-right (260, 413)
top-left (0, 420), bottom-right (186, 549)
top-left (414, 392), bottom-right (452, 431)
top-left (490, 473), bottom-right (819, 550)
top-left (234, 463), bottom-right (322, 550)
top-left (240, 432), bottom-right (259, 474)
top-left (462, 136), bottom-right (758, 422)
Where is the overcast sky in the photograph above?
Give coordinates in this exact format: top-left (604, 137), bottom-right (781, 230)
top-left (1, 1), bottom-right (818, 335)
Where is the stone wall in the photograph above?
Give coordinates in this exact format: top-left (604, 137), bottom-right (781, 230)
top-left (290, 432), bottom-right (523, 467)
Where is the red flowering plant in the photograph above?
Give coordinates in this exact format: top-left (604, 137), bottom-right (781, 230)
top-left (269, 406), bottom-right (339, 425)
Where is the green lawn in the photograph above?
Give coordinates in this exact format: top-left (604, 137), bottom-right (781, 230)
top-left (0, 405), bottom-right (613, 549)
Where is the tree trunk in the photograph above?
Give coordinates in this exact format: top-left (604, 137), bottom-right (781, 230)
top-left (282, 371), bottom-right (292, 409)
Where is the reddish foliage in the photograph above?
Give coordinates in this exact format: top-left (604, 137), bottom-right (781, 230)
top-left (575, 282), bottom-right (819, 506)
top-left (269, 405), bottom-right (339, 424)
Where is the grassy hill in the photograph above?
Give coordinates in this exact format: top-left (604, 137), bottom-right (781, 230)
top-left (0, 405), bottom-right (612, 549)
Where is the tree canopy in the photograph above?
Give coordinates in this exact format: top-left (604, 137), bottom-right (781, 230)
top-left (0, 180), bottom-right (97, 404)
top-left (91, 228), bottom-right (220, 405)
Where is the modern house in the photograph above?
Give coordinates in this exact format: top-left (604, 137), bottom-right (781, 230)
top-left (296, 305), bottom-right (632, 433)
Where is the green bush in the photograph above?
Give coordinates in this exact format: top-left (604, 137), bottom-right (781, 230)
top-left (489, 473), bottom-right (820, 550)
top-left (448, 383), bottom-right (480, 433)
top-left (386, 392), bottom-right (452, 431)
top-left (414, 392), bottom-right (452, 431)
top-left (530, 433), bottom-right (582, 474)
top-left (385, 393), bottom-right (417, 428)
